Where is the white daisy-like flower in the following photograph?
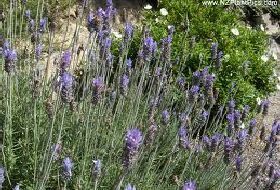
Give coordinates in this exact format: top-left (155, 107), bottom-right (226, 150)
top-left (159, 8), bottom-right (168, 16)
top-left (277, 84), bottom-right (280, 91)
top-left (261, 54), bottom-right (269, 62)
top-left (144, 4), bottom-right (152, 10)
top-left (155, 18), bottom-right (159, 23)
top-left (256, 97), bottom-right (261, 105)
top-left (112, 31), bottom-right (123, 39)
top-left (231, 28), bottom-right (239, 36)
top-left (239, 123), bottom-right (245, 129)
top-left (260, 24), bottom-right (265, 31)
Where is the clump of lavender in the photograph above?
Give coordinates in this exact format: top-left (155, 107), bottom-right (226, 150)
top-left (62, 157), bottom-right (73, 181)
top-left (223, 137), bottom-right (234, 164)
top-left (4, 48), bottom-right (17, 74)
top-left (120, 74), bottom-right (129, 96)
top-left (123, 128), bottom-right (143, 169)
top-left (60, 72), bottom-right (74, 103)
top-left (91, 159), bottom-right (101, 180)
top-left (0, 166), bottom-right (4, 189)
top-left (92, 77), bottom-right (104, 105)
top-left (161, 109), bottom-right (170, 125)
top-left (182, 180), bottom-right (196, 190)
top-left (125, 183), bottom-right (136, 190)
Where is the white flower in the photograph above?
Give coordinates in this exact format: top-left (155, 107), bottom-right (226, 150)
top-left (231, 28), bottom-right (239, 36)
top-left (223, 54), bottom-right (230, 62)
top-left (155, 18), bottom-right (159, 23)
top-left (272, 52), bottom-right (278, 60)
top-left (273, 69), bottom-right (277, 77)
top-left (277, 84), bottom-right (280, 91)
top-left (112, 31), bottom-right (123, 39)
top-left (144, 4), bottom-right (152, 10)
top-left (277, 76), bottom-right (280, 81)
top-left (159, 8), bottom-right (168, 16)
top-left (261, 54), bottom-right (269, 62)
top-left (239, 123), bottom-right (245, 129)
top-left (256, 97), bottom-right (261, 105)
top-left (260, 24), bottom-right (265, 31)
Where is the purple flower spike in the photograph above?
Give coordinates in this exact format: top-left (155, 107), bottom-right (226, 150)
top-left (4, 48), bottom-right (17, 74)
top-left (182, 180), bottom-right (197, 190)
top-left (235, 155), bottom-right (243, 172)
top-left (123, 128), bottom-right (143, 169)
top-left (120, 74), bottom-right (130, 96)
top-left (145, 122), bottom-right (158, 146)
top-left (0, 166), bottom-right (5, 189)
top-left (236, 129), bottom-right (248, 153)
top-left (248, 118), bottom-right (257, 135)
top-left (39, 18), bottom-right (47, 33)
top-left (92, 77), bottom-right (104, 105)
top-left (125, 183), bottom-right (136, 190)
top-left (192, 71), bottom-right (201, 85)
top-left (35, 44), bottom-right (43, 61)
top-left (60, 50), bottom-right (71, 70)
top-left (216, 51), bottom-right (223, 69)
top-left (106, 0), bottom-right (113, 7)
top-left (28, 19), bottom-right (35, 33)
top-left (178, 127), bottom-right (191, 150)
top-left (91, 159), bottom-right (101, 179)
top-left (202, 135), bottom-right (211, 151)
top-left (62, 157), bottom-right (73, 181)
top-left (124, 23), bottom-right (133, 42)
top-left (126, 58), bottom-right (132, 71)
top-left (211, 42), bottom-right (218, 60)
top-left (162, 109), bottom-right (170, 125)
top-left (210, 133), bottom-right (221, 152)
top-left (188, 85), bottom-right (200, 104)
top-left (224, 137), bottom-right (234, 164)
top-left (143, 37), bottom-right (157, 61)
top-left (60, 72), bottom-right (74, 103)
top-left (177, 77), bottom-right (185, 89)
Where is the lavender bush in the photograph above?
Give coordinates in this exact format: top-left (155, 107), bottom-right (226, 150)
top-left (0, 1), bottom-right (279, 189)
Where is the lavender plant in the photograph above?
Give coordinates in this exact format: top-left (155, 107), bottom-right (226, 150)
top-left (0, 1), bottom-right (279, 190)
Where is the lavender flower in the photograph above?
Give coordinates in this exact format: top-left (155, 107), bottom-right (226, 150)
top-left (39, 18), bottom-right (47, 33)
top-left (226, 113), bottom-right (235, 132)
top-left (35, 44), bottom-right (43, 61)
top-left (228, 100), bottom-right (235, 114)
top-left (126, 58), bottom-right (132, 72)
top-left (161, 109), bottom-right (170, 125)
top-left (204, 75), bottom-right (215, 104)
top-left (211, 42), bottom-right (218, 60)
top-left (123, 128), bottom-right (143, 169)
top-left (188, 85), bottom-right (199, 104)
top-left (269, 169), bottom-right (280, 189)
top-left (4, 48), bottom-right (17, 74)
top-left (125, 183), bottom-right (136, 190)
top-left (178, 127), bottom-right (190, 150)
top-left (168, 25), bottom-right (175, 35)
top-left (92, 77), bottom-right (104, 105)
top-left (216, 51), bottom-right (223, 69)
top-left (0, 166), bottom-right (4, 189)
top-left (210, 133), bottom-right (221, 152)
top-left (179, 112), bottom-right (189, 128)
top-left (202, 135), bottom-right (211, 151)
top-left (236, 129), bottom-right (248, 153)
top-left (235, 155), bottom-right (243, 172)
top-left (248, 118), bottom-right (257, 135)
top-left (106, 0), bottom-right (113, 7)
top-left (28, 19), bottom-right (35, 33)
top-left (192, 71), bottom-right (200, 85)
top-left (197, 110), bottom-right (208, 127)
top-left (124, 23), bottom-right (133, 43)
top-left (87, 11), bottom-right (95, 33)
top-left (223, 137), bottom-right (234, 164)
top-left (182, 180), bottom-right (196, 190)
top-left (13, 184), bottom-right (20, 190)
top-left (120, 74), bottom-right (129, 96)
top-left (259, 99), bottom-right (270, 116)
top-left (145, 122), bottom-right (158, 146)
top-left (91, 159), bottom-right (101, 179)
top-left (62, 157), bottom-right (73, 181)
top-left (60, 50), bottom-right (71, 71)
top-left (177, 76), bottom-right (185, 89)
top-left (241, 105), bottom-right (250, 121)
top-left (143, 37), bottom-right (157, 61)
top-left (60, 72), bottom-right (74, 103)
